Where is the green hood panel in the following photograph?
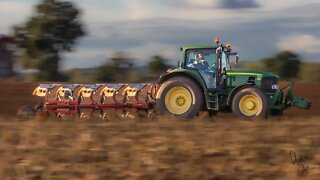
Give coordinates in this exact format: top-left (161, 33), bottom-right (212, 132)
top-left (225, 70), bottom-right (278, 89)
top-left (226, 70), bottom-right (277, 78)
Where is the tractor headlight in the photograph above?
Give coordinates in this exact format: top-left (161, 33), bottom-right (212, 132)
top-left (271, 84), bottom-right (278, 90)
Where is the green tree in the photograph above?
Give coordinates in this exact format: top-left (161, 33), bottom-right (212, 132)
top-left (14, 0), bottom-right (85, 81)
top-left (148, 55), bottom-right (169, 75)
top-left (95, 52), bottom-right (134, 82)
top-left (262, 51), bottom-right (301, 80)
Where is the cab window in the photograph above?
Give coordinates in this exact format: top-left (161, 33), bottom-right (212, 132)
top-left (186, 49), bottom-right (216, 70)
top-left (185, 49), bottom-right (217, 89)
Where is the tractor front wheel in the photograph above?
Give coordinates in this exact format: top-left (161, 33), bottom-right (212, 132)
top-left (232, 87), bottom-right (269, 119)
top-left (156, 76), bottom-right (203, 118)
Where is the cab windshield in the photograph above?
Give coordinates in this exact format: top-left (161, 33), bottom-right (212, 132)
top-left (185, 49), bottom-right (230, 71)
top-left (185, 49), bottom-right (216, 70)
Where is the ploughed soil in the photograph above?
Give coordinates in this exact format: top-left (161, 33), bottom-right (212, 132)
top-left (0, 82), bottom-right (319, 179)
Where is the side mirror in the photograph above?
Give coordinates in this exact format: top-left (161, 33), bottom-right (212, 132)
top-left (235, 54), bottom-right (239, 64)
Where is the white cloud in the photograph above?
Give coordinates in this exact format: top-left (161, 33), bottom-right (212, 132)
top-left (126, 42), bottom-right (178, 65)
top-left (187, 0), bottom-right (219, 8)
top-left (61, 48), bottom-right (110, 70)
top-left (277, 34), bottom-right (320, 54)
top-left (0, 1), bottom-right (34, 34)
top-left (124, 1), bottom-right (155, 20)
top-left (61, 41), bottom-right (179, 70)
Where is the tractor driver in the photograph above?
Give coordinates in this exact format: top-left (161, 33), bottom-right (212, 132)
top-left (187, 52), bottom-right (216, 88)
top-left (195, 53), bottom-right (209, 70)
top-left (188, 53), bottom-right (209, 70)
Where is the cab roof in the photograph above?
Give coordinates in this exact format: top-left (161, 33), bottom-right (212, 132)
top-left (181, 44), bottom-right (218, 51)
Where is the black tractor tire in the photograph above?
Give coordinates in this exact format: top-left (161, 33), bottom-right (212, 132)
top-left (156, 76), bottom-right (204, 118)
top-left (231, 87), bottom-right (269, 120)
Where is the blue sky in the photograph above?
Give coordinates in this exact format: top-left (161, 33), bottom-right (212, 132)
top-left (1, 0), bottom-right (320, 70)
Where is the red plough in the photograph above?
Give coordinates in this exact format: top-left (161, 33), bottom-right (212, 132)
top-left (18, 83), bottom-right (158, 120)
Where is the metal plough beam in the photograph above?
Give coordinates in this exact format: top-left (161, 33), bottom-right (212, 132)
top-left (29, 83), bottom-right (157, 119)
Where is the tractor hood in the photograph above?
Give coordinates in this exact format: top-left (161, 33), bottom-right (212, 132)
top-left (225, 70), bottom-right (279, 89)
top-left (226, 70), bottom-right (278, 78)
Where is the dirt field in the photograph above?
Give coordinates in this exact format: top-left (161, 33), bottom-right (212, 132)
top-left (0, 82), bottom-right (319, 179)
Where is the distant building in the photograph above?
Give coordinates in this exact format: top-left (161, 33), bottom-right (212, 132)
top-left (0, 35), bottom-right (14, 79)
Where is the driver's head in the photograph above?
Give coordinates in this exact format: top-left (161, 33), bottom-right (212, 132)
top-left (196, 53), bottom-right (204, 60)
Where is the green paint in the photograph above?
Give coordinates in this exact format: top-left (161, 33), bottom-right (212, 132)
top-left (168, 45), bottom-right (311, 111)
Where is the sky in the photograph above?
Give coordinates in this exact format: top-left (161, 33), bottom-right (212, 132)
top-left (1, 0), bottom-right (320, 70)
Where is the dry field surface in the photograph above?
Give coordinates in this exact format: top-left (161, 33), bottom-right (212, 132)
top-left (0, 82), bottom-right (319, 179)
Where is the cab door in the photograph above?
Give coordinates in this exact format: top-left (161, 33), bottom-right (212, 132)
top-left (185, 49), bottom-right (216, 89)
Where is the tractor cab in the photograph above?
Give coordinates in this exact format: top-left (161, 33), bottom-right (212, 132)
top-left (180, 38), bottom-right (239, 90)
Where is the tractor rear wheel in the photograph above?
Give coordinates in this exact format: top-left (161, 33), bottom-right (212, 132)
top-left (232, 87), bottom-right (269, 119)
top-left (156, 76), bottom-right (203, 118)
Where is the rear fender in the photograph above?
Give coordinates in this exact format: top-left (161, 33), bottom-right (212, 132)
top-left (157, 69), bottom-right (208, 108)
top-left (157, 70), bottom-right (207, 90)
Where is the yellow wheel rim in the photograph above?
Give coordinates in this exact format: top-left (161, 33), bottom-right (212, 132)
top-left (239, 95), bottom-right (261, 116)
top-left (165, 86), bottom-right (192, 115)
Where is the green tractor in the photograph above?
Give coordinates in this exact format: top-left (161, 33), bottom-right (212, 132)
top-left (156, 38), bottom-right (311, 119)
top-left (21, 38), bottom-right (311, 120)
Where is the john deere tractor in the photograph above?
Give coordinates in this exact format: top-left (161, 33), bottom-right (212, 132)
top-left (155, 38), bottom-right (311, 119)
top-left (23, 38), bottom-right (311, 120)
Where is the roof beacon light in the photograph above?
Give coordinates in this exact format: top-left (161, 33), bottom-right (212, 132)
top-left (215, 37), bottom-right (220, 45)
